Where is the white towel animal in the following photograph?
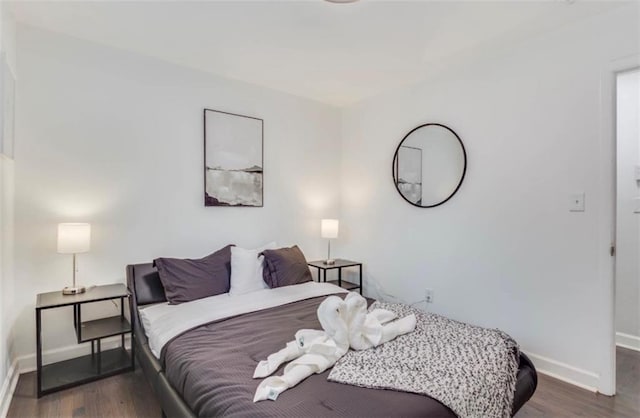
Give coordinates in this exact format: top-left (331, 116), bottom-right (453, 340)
top-left (253, 292), bottom-right (416, 402)
top-left (344, 292), bottom-right (417, 351)
top-left (253, 296), bottom-right (348, 402)
top-left (253, 329), bottom-right (325, 378)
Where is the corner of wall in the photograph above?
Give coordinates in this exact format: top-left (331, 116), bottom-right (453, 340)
top-left (0, 153), bottom-right (16, 418)
top-left (0, 2), bottom-right (17, 415)
top-left (0, 358), bottom-right (18, 418)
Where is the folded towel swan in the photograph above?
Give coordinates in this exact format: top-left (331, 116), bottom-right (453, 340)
top-left (253, 292), bottom-right (416, 402)
top-left (344, 292), bottom-right (416, 350)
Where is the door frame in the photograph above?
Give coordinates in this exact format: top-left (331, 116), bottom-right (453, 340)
top-left (598, 54), bottom-right (640, 396)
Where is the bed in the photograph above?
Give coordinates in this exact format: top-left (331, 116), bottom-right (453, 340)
top-left (126, 262), bottom-right (538, 417)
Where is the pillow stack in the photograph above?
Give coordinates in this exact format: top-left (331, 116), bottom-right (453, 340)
top-left (153, 243), bottom-right (313, 304)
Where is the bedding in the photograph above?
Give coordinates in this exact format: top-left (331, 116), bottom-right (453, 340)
top-left (139, 281), bottom-right (346, 358)
top-left (127, 261), bottom-right (538, 418)
top-left (252, 292), bottom-right (416, 402)
top-left (261, 245), bottom-right (313, 288)
top-left (154, 244), bottom-right (234, 304)
top-left (158, 286), bottom-right (458, 417)
top-left (329, 301), bottom-right (519, 418)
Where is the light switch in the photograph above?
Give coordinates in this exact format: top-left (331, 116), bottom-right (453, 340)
top-left (634, 197), bottom-right (640, 214)
top-left (569, 193), bottom-right (585, 212)
top-left (635, 165), bottom-right (640, 182)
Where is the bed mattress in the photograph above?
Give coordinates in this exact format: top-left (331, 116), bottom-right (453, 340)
top-left (129, 261), bottom-right (537, 417)
top-left (161, 294), bottom-right (458, 417)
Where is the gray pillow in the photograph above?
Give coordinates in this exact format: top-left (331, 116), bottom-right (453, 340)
top-left (154, 244), bottom-right (234, 304)
top-left (261, 245), bottom-right (313, 288)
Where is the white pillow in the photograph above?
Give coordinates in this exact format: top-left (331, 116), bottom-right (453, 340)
top-left (229, 242), bottom-right (277, 296)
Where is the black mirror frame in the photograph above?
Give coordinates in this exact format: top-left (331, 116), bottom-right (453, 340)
top-left (392, 123), bottom-right (467, 208)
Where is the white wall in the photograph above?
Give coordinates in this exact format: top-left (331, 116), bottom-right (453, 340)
top-left (12, 25), bottom-right (341, 361)
top-left (0, 3), bottom-right (17, 415)
top-left (615, 69), bottom-right (640, 345)
top-left (339, 4), bottom-right (638, 393)
top-left (0, 154), bottom-right (15, 400)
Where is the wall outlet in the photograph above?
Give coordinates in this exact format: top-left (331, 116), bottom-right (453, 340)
top-left (569, 192), bottom-right (585, 212)
top-left (425, 288), bottom-right (434, 304)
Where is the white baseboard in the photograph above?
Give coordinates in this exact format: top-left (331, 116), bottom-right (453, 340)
top-left (524, 350), bottom-right (599, 393)
top-left (616, 332), bottom-right (640, 352)
top-left (0, 360), bottom-right (19, 418)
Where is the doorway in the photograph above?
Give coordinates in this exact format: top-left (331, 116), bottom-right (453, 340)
top-left (614, 68), bottom-right (640, 395)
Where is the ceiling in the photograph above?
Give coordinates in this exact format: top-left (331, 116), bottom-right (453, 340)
top-left (8, 0), bottom-right (626, 107)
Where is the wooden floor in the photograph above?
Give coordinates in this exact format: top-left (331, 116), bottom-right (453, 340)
top-left (7, 367), bottom-right (160, 418)
top-left (7, 347), bottom-right (640, 417)
top-left (518, 347), bottom-right (640, 418)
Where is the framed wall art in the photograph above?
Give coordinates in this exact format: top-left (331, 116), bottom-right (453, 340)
top-left (204, 109), bottom-right (263, 207)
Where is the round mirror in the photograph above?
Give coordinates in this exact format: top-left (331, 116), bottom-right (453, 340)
top-left (392, 123), bottom-right (467, 208)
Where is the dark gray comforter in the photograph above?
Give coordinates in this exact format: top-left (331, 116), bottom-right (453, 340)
top-left (161, 295), bottom-right (457, 417)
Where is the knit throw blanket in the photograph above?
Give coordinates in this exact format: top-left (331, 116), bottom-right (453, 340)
top-left (328, 302), bottom-right (519, 418)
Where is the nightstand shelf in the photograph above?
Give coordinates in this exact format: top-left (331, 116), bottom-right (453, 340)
top-left (78, 316), bottom-right (131, 343)
top-left (40, 347), bottom-right (132, 395)
top-left (308, 259), bottom-right (363, 294)
top-left (36, 283), bottom-right (134, 397)
top-left (326, 280), bottom-right (361, 291)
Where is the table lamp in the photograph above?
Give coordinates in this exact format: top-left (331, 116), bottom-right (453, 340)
top-left (57, 223), bottom-right (91, 295)
top-left (321, 219), bottom-right (339, 265)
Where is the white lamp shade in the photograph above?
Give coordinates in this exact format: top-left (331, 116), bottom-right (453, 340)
top-left (57, 223), bottom-right (91, 254)
top-left (321, 219), bottom-right (339, 239)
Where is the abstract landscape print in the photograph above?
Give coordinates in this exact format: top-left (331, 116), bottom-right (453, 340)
top-left (204, 109), bottom-right (263, 207)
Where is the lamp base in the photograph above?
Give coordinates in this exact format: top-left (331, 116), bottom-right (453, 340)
top-left (62, 285), bottom-right (86, 295)
top-left (323, 259), bottom-right (336, 265)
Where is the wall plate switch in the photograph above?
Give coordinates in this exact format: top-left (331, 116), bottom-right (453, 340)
top-left (569, 193), bottom-right (585, 212)
top-left (634, 197), bottom-right (640, 214)
top-left (635, 165), bottom-right (640, 182)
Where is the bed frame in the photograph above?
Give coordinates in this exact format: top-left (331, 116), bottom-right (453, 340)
top-left (126, 262), bottom-right (537, 418)
top-left (127, 263), bottom-right (196, 418)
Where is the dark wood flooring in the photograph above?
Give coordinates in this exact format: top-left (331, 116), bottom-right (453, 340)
top-left (7, 367), bottom-right (160, 418)
top-left (518, 347), bottom-right (640, 418)
top-left (7, 347), bottom-right (639, 417)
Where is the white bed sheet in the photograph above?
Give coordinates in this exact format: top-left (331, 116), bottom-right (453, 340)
top-left (139, 281), bottom-right (347, 358)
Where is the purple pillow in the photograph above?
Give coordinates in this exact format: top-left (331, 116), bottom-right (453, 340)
top-left (261, 245), bottom-right (313, 289)
top-left (154, 245), bottom-right (233, 304)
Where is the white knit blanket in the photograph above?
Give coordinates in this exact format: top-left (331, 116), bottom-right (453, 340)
top-left (328, 302), bottom-right (520, 418)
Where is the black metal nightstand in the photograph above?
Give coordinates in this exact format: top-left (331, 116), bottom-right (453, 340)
top-left (35, 283), bottom-right (134, 397)
top-left (307, 259), bottom-right (362, 294)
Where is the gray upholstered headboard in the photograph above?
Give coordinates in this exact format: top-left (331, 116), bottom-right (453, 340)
top-left (126, 263), bottom-right (167, 306)
top-left (126, 262), bottom-right (168, 343)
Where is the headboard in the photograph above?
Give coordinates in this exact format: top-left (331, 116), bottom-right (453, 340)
top-left (126, 263), bottom-right (167, 306)
top-left (126, 263), bottom-right (167, 340)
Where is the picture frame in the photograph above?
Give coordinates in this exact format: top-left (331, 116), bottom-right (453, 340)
top-left (203, 109), bottom-right (264, 207)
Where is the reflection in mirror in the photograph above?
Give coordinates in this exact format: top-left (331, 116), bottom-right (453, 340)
top-left (396, 146), bottom-right (423, 205)
top-left (393, 123), bottom-right (467, 208)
